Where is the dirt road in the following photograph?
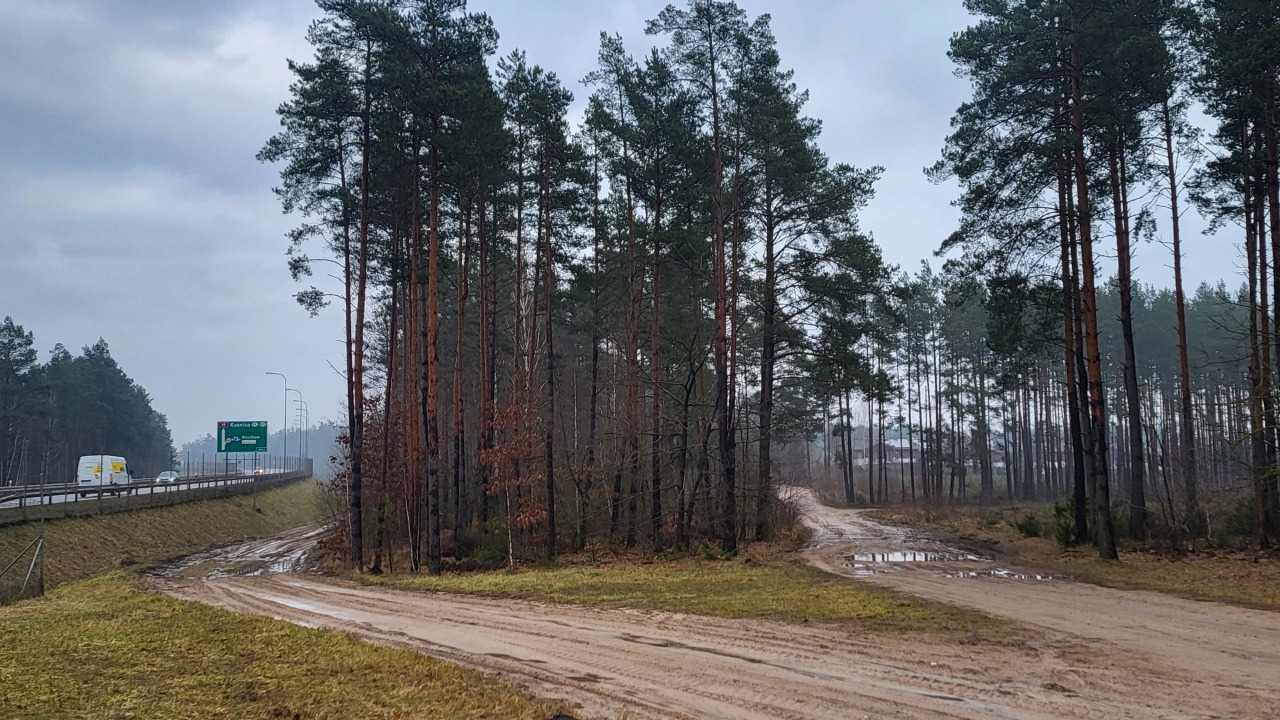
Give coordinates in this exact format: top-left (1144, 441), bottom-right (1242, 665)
top-left (791, 487), bottom-right (1280, 691)
top-left (153, 497), bottom-right (1280, 719)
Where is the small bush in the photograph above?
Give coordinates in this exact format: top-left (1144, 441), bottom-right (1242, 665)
top-left (1222, 496), bottom-right (1259, 539)
top-left (1013, 512), bottom-right (1043, 538)
top-left (1053, 500), bottom-right (1076, 547)
top-left (700, 543), bottom-right (735, 560)
top-left (472, 525), bottom-right (514, 567)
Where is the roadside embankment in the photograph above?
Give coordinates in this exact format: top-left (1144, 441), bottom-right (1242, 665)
top-left (0, 478), bottom-right (328, 601)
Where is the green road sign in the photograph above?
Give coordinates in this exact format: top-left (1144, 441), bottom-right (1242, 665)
top-left (217, 421), bottom-right (268, 452)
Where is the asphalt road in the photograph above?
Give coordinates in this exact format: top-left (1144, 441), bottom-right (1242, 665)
top-left (0, 478), bottom-right (250, 510)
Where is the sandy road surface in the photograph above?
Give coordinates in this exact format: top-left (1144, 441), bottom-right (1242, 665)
top-left (152, 499), bottom-right (1280, 719)
top-left (791, 487), bottom-right (1280, 692)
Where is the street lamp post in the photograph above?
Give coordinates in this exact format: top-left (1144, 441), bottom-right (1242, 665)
top-left (295, 399), bottom-right (310, 465)
top-left (287, 388), bottom-right (303, 462)
top-left (265, 372), bottom-right (288, 471)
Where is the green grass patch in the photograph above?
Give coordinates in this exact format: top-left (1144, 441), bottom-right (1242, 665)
top-left (366, 552), bottom-right (1019, 641)
top-left (1050, 549), bottom-right (1280, 610)
top-left (875, 505), bottom-right (1280, 612)
top-left (0, 574), bottom-right (567, 720)
top-left (0, 480), bottom-right (329, 599)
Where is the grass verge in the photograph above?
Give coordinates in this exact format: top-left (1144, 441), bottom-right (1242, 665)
top-left (0, 479), bottom-right (328, 600)
top-left (364, 548), bottom-right (1020, 642)
top-left (0, 573), bottom-right (568, 720)
top-left (873, 504), bottom-right (1280, 611)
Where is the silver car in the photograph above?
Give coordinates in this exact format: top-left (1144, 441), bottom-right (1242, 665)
top-left (157, 471), bottom-right (180, 484)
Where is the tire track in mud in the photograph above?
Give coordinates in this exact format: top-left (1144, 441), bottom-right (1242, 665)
top-left (152, 500), bottom-right (1278, 719)
top-left (165, 574), bottom-right (1152, 720)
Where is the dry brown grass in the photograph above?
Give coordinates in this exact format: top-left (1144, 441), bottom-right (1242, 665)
top-left (0, 482), bottom-right (574, 719)
top-left (0, 574), bottom-right (570, 720)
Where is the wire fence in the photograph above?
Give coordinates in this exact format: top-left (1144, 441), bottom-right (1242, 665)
top-left (177, 453), bottom-right (310, 478)
top-left (0, 535), bottom-right (43, 602)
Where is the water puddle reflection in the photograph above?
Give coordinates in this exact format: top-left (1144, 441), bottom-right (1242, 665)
top-left (945, 568), bottom-right (1059, 581)
top-left (848, 551), bottom-right (984, 563)
top-left (841, 549), bottom-right (1060, 582)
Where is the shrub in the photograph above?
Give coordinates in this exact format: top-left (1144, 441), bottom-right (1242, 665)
top-left (1013, 512), bottom-right (1043, 538)
top-left (472, 524), bottom-right (514, 567)
top-left (1222, 496), bottom-right (1259, 539)
top-left (1053, 500), bottom-right (1076, 547)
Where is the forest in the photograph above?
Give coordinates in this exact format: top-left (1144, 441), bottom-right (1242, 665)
top-left (263, 0), bottom-right (1280, 569)
top-left (0, 317), bottom-right (177, 485)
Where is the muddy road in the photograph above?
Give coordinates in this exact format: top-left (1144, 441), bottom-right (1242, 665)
top-left (153, 496), bottom-right (1280, 719)
top-left (791, 487), bottom-right (1280, 691)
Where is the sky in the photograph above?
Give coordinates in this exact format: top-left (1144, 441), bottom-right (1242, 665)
top-left (0, 0), bottom-right (1236, 447)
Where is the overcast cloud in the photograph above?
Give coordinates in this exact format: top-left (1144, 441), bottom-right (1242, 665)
top-left (0, 0), bottom-right (1234, 447)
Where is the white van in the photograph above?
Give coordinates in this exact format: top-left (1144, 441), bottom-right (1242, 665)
top-left (77, 455), bottom-right (134, 496)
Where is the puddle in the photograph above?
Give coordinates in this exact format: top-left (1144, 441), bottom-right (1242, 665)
top-left (847, 551), bottom-right (985, 563)
top-left (842, 551), bottom-right (1060, 581)
top-left (835, 547), bottom-right (1067, 581)
top-left (151, 525), bottom-right (328, 580)
top-left (945, 568), bottom-right (1060, 581)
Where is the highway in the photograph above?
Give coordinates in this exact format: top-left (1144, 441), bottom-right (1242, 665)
top-left (0, 474), bottom-right (283, 512)
top-left (4, 482), bottom-right (205, 510)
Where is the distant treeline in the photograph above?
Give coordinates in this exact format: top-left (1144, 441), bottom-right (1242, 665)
top-left (0, 317), bottom-right (176, 485)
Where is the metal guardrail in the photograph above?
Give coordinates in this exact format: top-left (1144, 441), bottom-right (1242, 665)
top-left (2, 473), bottom-right (270, 504)
top-left (0, 469), bottom-right (312, 528)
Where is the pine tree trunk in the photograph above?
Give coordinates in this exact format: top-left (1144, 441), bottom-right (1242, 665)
top-left (756, 197), bottom-right (776, 539)
top-left (1259, 120), bottom-right (1280, 535)
top-left (584, 174), bottom-right (602, 550)
top-left (650, 223), bottom-right (664, 549)
top-left (452, 199), bottom-right (471, 560)
top-left (478, 194), bottom-right (494, 526)
top-left (1110, 147), bottom-right (1147, 540)
top-left (1258, 184), bottom-right (1276, 548)
top-left (339, 136), bottom-right (358, 565)
top-left (425, 136), bottom-right (443, 575)
top-left (375, 271), bottom-right (398, 575)
top-left (624, 129), bottom-right (641, 550)
top-left (867, 393), bottom-right (875, 504)
top-left (977, 357), bottom-right (993, 504)
top-left (541, 146), bottom-right (557, 560)
top-left (1070, 32), bottom-right (1117, 558)
top-left (908, 352), bottom-right (918, 502)
top-left (349, 41), bottom-right (373, 570)
top-left (1064, 170), bottom-right (1090, 543)
top-left (842, 391), bottom-right (855, 504)
top-left (1244, 123), bottom-right (1270, 549)
top-left (1004, 392), bottom-right (1015, 501)
top-left (408, 180), bottom-right (424, 572)
top-left (676, 373), bottom-right (695, 551)
top-left (1165, 100), bottom-right (1198, 534)
top-left (697, 29), bottom-right (735, 551)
